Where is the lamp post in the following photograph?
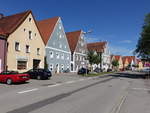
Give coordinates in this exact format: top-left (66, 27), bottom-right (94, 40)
top-left (82, 30), bottom-right (93, 76)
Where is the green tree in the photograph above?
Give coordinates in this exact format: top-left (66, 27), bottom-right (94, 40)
top-left (135, 13), bottom-right (150, 61)
top-left (87, 51), bottom-right (101, 70)
top-left (112, 60), bottom-right (119, 71)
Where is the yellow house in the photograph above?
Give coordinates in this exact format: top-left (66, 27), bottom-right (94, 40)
top-left (0, 10), bottom-right (45, 72)
top-left (122, 57), bottom-right (129, 69)
top-left (111, 55), bottom-right (123, 70)
top-left (137, 59), bottom-right (143, 70)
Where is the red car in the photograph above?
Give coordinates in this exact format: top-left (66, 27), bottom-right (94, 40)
top-left (0, 71), bottom-right (30, 85)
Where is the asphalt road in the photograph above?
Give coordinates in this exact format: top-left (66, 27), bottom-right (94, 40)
top-left (0, 72), bottom-right (149, 113)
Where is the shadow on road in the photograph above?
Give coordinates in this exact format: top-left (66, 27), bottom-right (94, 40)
top-left (109, 72), bottom-right (146, 79)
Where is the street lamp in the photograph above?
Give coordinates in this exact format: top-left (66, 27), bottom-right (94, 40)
top-left (82, 30), bottom-right (93, 76)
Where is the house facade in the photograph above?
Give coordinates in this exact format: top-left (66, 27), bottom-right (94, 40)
top-left (111, 55), bottom-right (123, 70)
top-left (87, 41), bottom-right (111, 71)
top-left (122, 57), bottom-right (129, 69)
top-left (0, 36), bottom-right (7, 72)
top-left (37, 17), bottom-right (71, 73)
top-left (66, 30), bottom-right (87, 72)
top-left (0, 10), bottom-right (45, 72)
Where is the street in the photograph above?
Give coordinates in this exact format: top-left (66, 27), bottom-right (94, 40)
top-left (0, 72), bottom-right (150, 113)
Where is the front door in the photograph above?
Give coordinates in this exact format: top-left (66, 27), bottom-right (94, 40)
top-left (33, 59), bottom-right (41, 69)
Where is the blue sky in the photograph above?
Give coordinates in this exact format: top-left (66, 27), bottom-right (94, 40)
top-left (1, 0), bottom-right (150, 56)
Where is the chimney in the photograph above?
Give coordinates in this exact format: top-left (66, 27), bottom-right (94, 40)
top-left (0, 13), bottom-right (4, 19)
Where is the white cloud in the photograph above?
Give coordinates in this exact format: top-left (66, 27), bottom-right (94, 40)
top-left (119, 40), bottom-right (132, 44)
top-left (110, 45), bottom-right (134, 56)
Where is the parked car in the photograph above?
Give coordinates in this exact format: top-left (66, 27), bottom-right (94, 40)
top-left (141, 68), bottom-right (150, 73)
top-left (94, 68), bottom-right (103, 73)
top-left (107, 68), bottom-right (112, 72)
top-left (0, 71), bottom-right (30, 85)
top-left (63, 68), bottom-right (70, 73)
top-left (25, 68), bottom-right (52, 80)
top-left (78, 68), bottom-right (90, 74)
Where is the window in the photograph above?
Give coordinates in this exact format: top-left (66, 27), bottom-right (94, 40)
top-left (35, 33), bottom-right (36, 36)
top-left (24, 28), bottom-right (26, 32)
top-left (59, 25), bottom-right (62, 30)
top-left (61, 64), bottom-right (64, 71)
top-left (17, 61), bottom-right (27, 70)
top-left (67, 55), bottom-right (69, 60)
top-left (80, 56), bottom-right (82, 61)
top-left (26, 45), bottom-right (30, 53)
top-left (37, 48), bottom-right (40, 55)
top-left (49, 51), bottom-right (53, 58)
top-left (29, 31), bottom-right (32, 39)
top-left (49, 64), bottom-right (53, 71)
top-left (15, 42), bottom-right (20, 51)
top-left (56, 53), bottom-right (59, 59)
top-left (61, 53), bottom-right (64, 59)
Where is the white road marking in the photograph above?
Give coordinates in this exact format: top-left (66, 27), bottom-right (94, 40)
top-left (78, 79), bottom-right (85, 81)
top-left (65, 81), bottom-right (76, 84)
top-left (18, 88), bottom-right (38, 94)
top-left (132, 88), bottom-right (150, 91)
top-left (48, 83), bottom-right (62, 87)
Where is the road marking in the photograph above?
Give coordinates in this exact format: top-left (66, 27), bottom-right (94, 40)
top-left (48, 83), bottom-right (62, 87)
top-left (132, 88), bottom-right (150, 91)
top-left (65, 80), bottom-right (76, 84)
top-left (18, 88), bottom-right (38, 94)
top-left (78, 79), bottom-right (85, 81)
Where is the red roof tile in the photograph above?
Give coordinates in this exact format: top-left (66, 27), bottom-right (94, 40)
top-left (37, 17), bottom-right (59, 45)
top-left (123, 56), bottom-right (136, 64)
top-left (66, 30), bottom-right (82, 53)
top-left (87, 41), bottom-right (107, 53)
top-left (0, 10), bottom-right (31, 36)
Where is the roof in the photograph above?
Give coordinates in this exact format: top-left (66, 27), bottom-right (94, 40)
top-left (123, 56), bottom-right (136, 64)
top-left (122, 57), bottom-right (128, 64)
top-left (0, 10), bottom-right (31, 36)
top-left (111, 55), bottom-right (122, 61)
top-left (66, 30), bottom-right (82, 53)
top-left (37, 17), bottom-right (59, 45)
top-left (87, 41), bottom-right (107, 53)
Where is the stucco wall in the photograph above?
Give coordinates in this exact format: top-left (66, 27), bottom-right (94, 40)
top-left (74, 33), bottom-right (87, 72)
top-left (0, 38), bottom-right (6, 72)
top-left (7, 13), bottom-right (45, 72)
top-left (46, 18), bottom-right (71, 73)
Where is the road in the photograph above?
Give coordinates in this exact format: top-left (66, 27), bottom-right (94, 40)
top-left (0, 71), bottom-right (149, 113)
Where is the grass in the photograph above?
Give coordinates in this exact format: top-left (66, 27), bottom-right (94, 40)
top-left (80, 71), bottom-right (114, 77)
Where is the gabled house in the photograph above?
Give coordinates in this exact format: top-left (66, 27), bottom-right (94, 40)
top-left (66, 30), bottom-right (87, 72)
top-left (0, 35), bottom-right (7, 72)
top-left (122, 56), bottom-right (129, 69)
top-left (87, 41), bottom-right (111, 71)
top-left (37, 17), bottom-right (71, 73)
top-left (111, 55), bottom-right (123, 70)
top-left (124, 56), bottom-right (137, 70)
top-left (0, 10), bottom-right (45, 72)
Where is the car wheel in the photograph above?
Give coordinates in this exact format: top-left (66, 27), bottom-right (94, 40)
top-left (37, 76), bottom-right (41, 80)
top-left (6, 79), bottom-right (12, 85)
